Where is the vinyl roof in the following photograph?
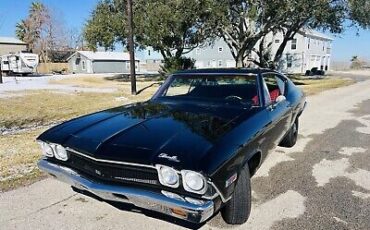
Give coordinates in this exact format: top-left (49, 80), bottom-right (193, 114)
top-left (173, 68), bottom-right (276, 75)
top-left (0, 37), bottom-right (26, 44)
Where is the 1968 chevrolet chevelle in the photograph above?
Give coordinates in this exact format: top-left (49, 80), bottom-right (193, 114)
top-left (37, 68), bottom-right (306, 225)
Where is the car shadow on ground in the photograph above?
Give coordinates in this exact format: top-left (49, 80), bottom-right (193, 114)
top-left (250, 99), bottom-right (370, 229)
top-left (72, 186), bottom-right (208, 229)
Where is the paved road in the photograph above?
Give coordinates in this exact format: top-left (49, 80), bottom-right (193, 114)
top-left (1, 79), bottom-right (370, 230)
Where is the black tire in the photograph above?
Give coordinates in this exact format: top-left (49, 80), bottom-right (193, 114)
top-left (221, 166), bottom-right (251, 225)
top-left (279, 119), bottom-right (299, 148)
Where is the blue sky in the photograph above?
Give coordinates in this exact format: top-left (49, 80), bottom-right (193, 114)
top-left (0, 0), bottom-right (369, 62)
top-left (0, 0), bottom-right (99, 37)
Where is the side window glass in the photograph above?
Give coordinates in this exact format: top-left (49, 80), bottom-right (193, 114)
top-left (275, 75), bottom-right (285, 95)
top-left (262, 74), bottom-right (285, 104)
top-left (262, 80), bottom-right (271, 105)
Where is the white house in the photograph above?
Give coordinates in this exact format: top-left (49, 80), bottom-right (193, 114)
top-left (185, 29), bottom-right (333, 74)
top-left (141, 29), bottom-right (333, 74)
top-left (258, 29), bottom-right (333, 73)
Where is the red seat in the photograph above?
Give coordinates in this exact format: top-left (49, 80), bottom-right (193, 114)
top-left (252, 88), bottom-right (280, 105)
top-left (252, 95), bottom-right (259, 105)
top-left (269, 89), bottom-right (280, 102)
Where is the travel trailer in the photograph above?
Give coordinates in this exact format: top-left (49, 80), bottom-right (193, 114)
top-left (0, 52), bottom-right (39, 76)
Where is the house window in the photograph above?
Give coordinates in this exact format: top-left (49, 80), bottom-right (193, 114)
top-left (218, 60), bottom-right (223, 67)
top-left (82, 60), bottom-right (86, 70)
top-left (291, 39), bottom-right (297, 50)
top-left (326, 47), bottom-right (331, 54)
top-left (286, 55), bottom-right (293, 68)
top-left (148, 50), bottom-right (151, 56)
top-left (211, 59), bottom-right (216, 68)
top-left (218, 47), bottom-right (223, 53)
top-left (275, 39), bottom-right (280, 43)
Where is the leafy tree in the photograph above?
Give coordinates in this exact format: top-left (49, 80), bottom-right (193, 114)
top-left (251, 0), bottom-right (370, 70)
top-left (134, 0), bottom-right (218, 70)
top-left (15, 2), bottom-right (48, 52)
top-left (84, 0), bottom-right (127, 51)
top-left (85, 0), bottom-right (219, 73)
top-left (251, 0), bottom-right (346, 69)
top-left (160, 57), bottom-right (196, 75)
top-left (214, 0), bottom-right (288, 67)
top-left (350, 55), bottom-right (365, 69)
top-left (16, 1), bottom-right (67, 62)
top-left (348, 0), bottom-right (370, 28)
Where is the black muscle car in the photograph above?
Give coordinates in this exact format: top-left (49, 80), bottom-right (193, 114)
top-left (37, 69), bottom-right (306, 225)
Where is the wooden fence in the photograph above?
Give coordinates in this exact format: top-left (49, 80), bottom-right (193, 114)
top-left (37, 63), bottom-right (69, 74)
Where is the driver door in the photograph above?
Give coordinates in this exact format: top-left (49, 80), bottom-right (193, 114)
top-left (262, 73), bottom-right (292, 146)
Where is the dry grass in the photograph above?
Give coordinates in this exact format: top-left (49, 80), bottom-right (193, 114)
top-left (0, 91), bottom-right (122, 129)
top-left (0, 129), bottom-right (46, 191)
top-left (50, 75), bottom-right (162, 89)
top-left (291, 76), bottom-right (354, 95)
top-left (0, 79), bottom-right (160, 191)
top-left (0, 82), bottom-right (159, 130)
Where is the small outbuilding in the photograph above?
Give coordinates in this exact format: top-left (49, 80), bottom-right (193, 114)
top-left (0, 37), bottom-right (27, 55)
top-left (67, 51), bottom-right (139, 74)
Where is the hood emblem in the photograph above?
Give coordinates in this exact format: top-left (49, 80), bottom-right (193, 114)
top-left (158, 153), bottom-right (180, 163)
top-left (95, 169), bottom-right (102, 176)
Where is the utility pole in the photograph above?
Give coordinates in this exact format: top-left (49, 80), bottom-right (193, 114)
top-left (0, 59), bottom-right (3, 84)
top-left (127, 0), bottom-right (136, 95)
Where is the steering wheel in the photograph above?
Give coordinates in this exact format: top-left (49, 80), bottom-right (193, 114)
top-left (225, 95), bottom-right (243, 101)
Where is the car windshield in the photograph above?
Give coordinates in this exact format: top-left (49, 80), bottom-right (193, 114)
top-left (156, 74), bottom-right (259, 106)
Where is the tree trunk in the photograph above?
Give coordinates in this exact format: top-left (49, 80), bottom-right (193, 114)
top-left (0, 64), bottom-right (3, 84)
top-left (272, 37), bottom-right (290, 69)
top-left (235, 54), bottom-right (245, 68)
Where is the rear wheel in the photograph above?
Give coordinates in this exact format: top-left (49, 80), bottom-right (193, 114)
top-left (279, 119), bottom-right (299, 148)
top-left (221, 166), bottom-right (251, 225)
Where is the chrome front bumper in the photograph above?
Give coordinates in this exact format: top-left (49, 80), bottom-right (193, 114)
top-left (38, 159), bottom-right (214, 223)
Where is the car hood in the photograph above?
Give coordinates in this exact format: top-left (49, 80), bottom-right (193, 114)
top-left (38, 101), bottom-right (255, 171)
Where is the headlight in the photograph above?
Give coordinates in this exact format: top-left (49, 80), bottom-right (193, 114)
top-left (39, 142), bottom-right (54, 157)
top-left (156, 165), bottom-right (179, 188)
top-left (54, 144), bottom-right (68, 161)
top-left (181, 170), bottom-right (207, 194)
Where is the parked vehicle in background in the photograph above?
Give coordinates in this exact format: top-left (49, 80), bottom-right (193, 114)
top-left (37, 68), bottom-right (306, 225)
top-left (305, 67), bottom-right (325, 76)
top-left (0, 52), bottom-right (39, 76)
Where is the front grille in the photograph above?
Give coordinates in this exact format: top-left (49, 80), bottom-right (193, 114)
top-left (66, 152), bottom-right (160, 186)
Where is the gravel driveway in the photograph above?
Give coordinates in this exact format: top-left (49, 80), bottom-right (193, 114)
top-left (1, 78), bottom-right (370, 230)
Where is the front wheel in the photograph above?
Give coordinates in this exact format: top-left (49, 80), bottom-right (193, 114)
top-left (221, 166), bottom-right (251, 225)
top-left (279, 119), bottom-right (299, 148)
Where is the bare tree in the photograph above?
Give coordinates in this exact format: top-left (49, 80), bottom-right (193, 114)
top-left (67, 28), bottom-right (84, 50)
top-left (16, 2), bottom-right (69, 62)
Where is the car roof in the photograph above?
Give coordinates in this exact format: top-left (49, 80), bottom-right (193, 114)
top-left (173, 68), bottom-right (278, 75)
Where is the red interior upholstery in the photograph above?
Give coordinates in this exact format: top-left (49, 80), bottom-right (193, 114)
top-left (251, 89), bottom-right (280, 105)
top-left (252, 95), bottom-right (259, 105)
top-left (269, 89), bottom-right (280, 102)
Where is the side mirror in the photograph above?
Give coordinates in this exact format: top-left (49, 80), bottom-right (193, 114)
top-left (275, 95), bottom-right (286, 103)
